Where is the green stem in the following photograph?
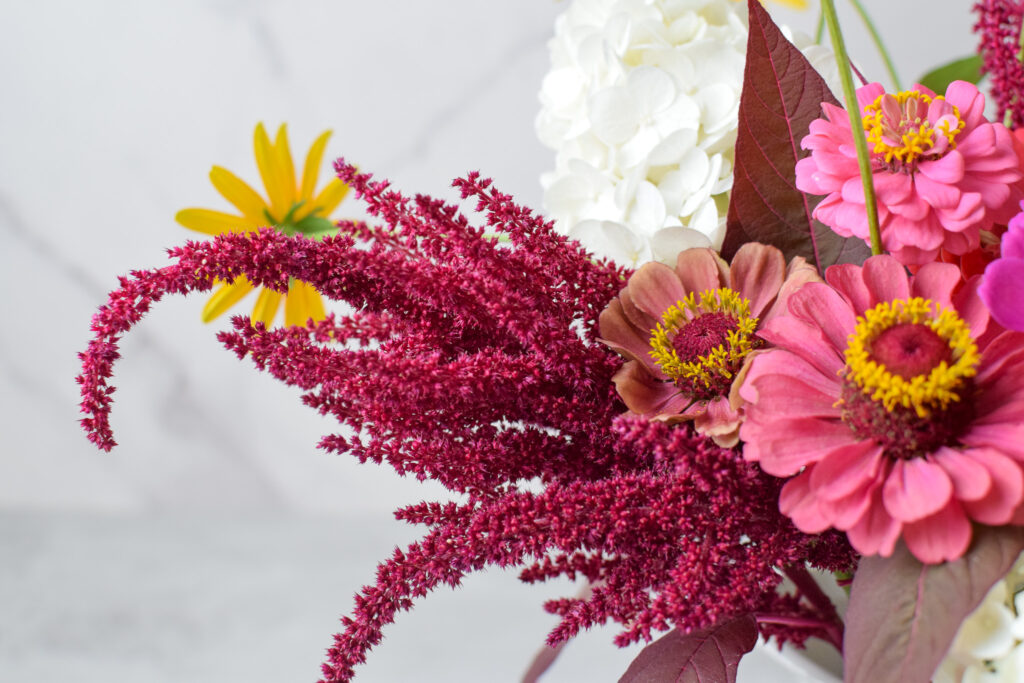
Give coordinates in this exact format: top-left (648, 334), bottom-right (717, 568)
top-left (815, 8), bottom-right (825, 44)
top-left (847, 0), bottom-right (901, 91)
top-left (821, 0), bottom-right (882, 256)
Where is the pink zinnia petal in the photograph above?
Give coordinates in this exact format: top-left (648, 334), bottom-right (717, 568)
top-left (743, 417), bottom-right (853, 476)
top-left (612, 361), bottom-right (680, 415)
top-left (786, 282), bottom-right (857, 351)
top-left (846, 485), bottom-right (902, 557)
top-left (933, 446), bottom-right (992, 502)
top-left (902, 501), bottom-right (972, 564)
top-left (862, 255), bottom-right (911, 305)
top-left (756, 315), bottom-right (844, 378)
top-left (693, 396), bottom-right (741, 447)
top-left (674, 247), bottom-right (725, 296)
top-left (917, 152), bottom-right (965, 184)
top-left (810, 441), bottom-right (886, 501)
top-left (882, 457), bottom-right (953, 522)
top-left (961, 448), bottom-right (1024, 525)
top-left (779, 472), bottom-right (834, 534)
top-left (598, 299), bottom-right (659, 372)
top-left (729, 243), bottom-right (785, 318)
top-left (909, 261), bottom-right (960, 310)
top-left (628, 262), bottom-right (687, 320)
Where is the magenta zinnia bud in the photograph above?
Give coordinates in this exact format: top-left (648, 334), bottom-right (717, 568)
top-left (796, 81), bottom-right (1024, 265)
top-left (741, 255), bottom-right (1024, 564)
top-left (598, 243), bottom-right (819, 447)
top-left (980, 203), bottom-right (1024, 330)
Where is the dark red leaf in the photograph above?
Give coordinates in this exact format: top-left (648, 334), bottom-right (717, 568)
top-left (844, 527), bottom-right (1024, 683)
top-left (720, 0), bottom-right (870, 273)
top-left (618, 615), bottom-right (758, 683)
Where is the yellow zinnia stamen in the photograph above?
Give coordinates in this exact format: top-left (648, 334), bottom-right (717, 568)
top-left (844, 297), bottom-right (978, 418)
top-left (649, 288), bottom-right (758, 393)
top-left (862, 91), bottom-right (965, 166)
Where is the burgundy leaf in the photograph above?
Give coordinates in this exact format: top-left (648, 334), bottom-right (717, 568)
top-left (618, 615), bottom-right (758, 683)
top-left (720, 0), bottom-right (870, 273)
top-left (844, 526), bottom-right (1024, 683)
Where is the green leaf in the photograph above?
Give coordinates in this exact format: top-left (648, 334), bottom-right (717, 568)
top-left (917, 55), bottom-right (983, 94)
top-left (720, 0), bottom-right (870, 273)
top-left (294, 214), bottom-right (338, 241)
top-left (843, 527), bottom-right (1024, 683)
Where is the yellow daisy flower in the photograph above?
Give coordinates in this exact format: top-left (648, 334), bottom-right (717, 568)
top-left (175, 123), bottom-right (349, 327)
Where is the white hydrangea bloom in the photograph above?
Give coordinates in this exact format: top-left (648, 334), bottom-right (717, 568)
top-left (935, 552), bottom-right (1024, 683)
top-left (536, 0), bottom-right (840, 268)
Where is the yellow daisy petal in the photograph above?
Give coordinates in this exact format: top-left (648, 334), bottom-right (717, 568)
top-left (252, 287), bottom-right (283, 327)
top-left (201, 277), bottom-right (255, 323)
top-left (305, 177), bottom-right (350, 219)
top-left (768, 0), bottom-right (807, 7)
top-left (209, 166), bottom-right (270, 225)
top-left (273, 124), bottom-right (297, 208)
top-left (175, 208), bottom-right (259, 235)
top-left (284, 279), bottom-right (326, 327)
top-left (253, 122), bottom-right (289, 222)
top-left (299, 130), bottom-right (332, 203)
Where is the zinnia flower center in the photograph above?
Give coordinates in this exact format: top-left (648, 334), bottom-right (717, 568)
top-left (840, 297), bottom-right (979, 458)
top-left (648, 288), bottom-right (759, 401)
top-left (862, 91), bottom-right (965, 169)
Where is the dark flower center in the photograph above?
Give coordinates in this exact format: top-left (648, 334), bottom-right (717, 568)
top-left (841, 298), bottom-right (980, 459)
top-left (841, 379), bottom-right (975, 459)
top-left (869, 323), bottom-right (953, 380)
top-left (648, 288), bottom-right (760, 403)
top-left (672, 312), bottom-right (738, 361)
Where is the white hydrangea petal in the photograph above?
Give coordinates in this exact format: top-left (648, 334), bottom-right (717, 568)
top-left (1010, 591), bottom-right (1024, 639)
top-left (954, 600), bottom-right (1017, 662)
top-left (647, 127), bottom-right (699, 167)
top-left (679, 153), bottom-right (723, 217)
top-left (654, 94), bottom-right (702, 135)
top-left (617, 126), bottom-right (665, 170)
top-left (536, 0), bottom-right (836, 268)
top-left (649, 225), bottom-right (713, 265)
top-left (568, 219), bottom-right (649, 266)
top-left (627, 181), bottom-right (667, 234)
top-left (696, 82), bottom-right (739, 137)
top-left (628, 66), bottom-right (677, 116)
top-left (688, 197), bottom-right (726, 247)
top-left (590, 87), bottom-right (641, 144)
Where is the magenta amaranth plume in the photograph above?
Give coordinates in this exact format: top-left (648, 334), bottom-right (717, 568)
top-left (976, 0), bottom-right (1024, 128)
top-left (77, 162), bottom-right (853, 682)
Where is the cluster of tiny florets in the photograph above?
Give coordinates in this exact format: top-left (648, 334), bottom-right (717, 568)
top-left (77, 162), bottom-right (853, 682)
top-left (975, 0), bottom-right (1024, 127)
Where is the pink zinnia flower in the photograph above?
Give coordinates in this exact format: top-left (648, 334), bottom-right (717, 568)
top-left (796, 81), bottom-right (1024, 266)
top-left (741, 255), bottom-right (1024, 564)
top-left (980, 202), bottom-right (1024, 330)
top-left (599, 243), bottom-right (819, 447)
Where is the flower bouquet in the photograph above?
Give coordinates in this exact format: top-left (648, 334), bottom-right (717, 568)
top-left (76, 1), bottom-right (1024, 681)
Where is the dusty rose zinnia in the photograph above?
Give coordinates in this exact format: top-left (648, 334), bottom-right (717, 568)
top-left (741, 255), bottom-right (1024, 563)
top-left (796, 80), bottom-right (1024, 265)
top-left (598, 243), bottom-right (818, 447)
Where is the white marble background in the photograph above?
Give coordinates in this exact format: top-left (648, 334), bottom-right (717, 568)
top-left (0, 1), bottom-right (977, 681)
